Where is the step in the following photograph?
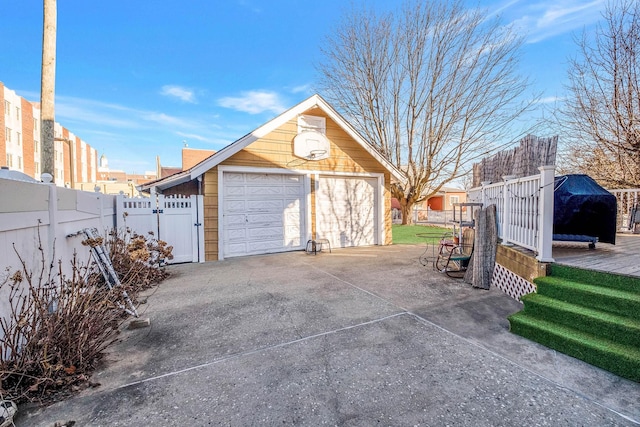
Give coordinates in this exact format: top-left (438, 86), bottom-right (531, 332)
top-left (550, 264), bottom-right (640, 294)
top-left (534, 276), bottom-right (640, 318)
top-left (508, 313), bottom-right (640, 382)
top-left (519, 294), bottom-right (640, 348)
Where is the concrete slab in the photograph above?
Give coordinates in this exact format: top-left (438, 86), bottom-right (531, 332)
top-left (17, 245), bottom-right (640, 426)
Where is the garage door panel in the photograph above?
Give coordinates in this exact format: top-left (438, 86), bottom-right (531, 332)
top-left (225, 185), bottom-right (246, 197)
top-left (246, 173), bottom-right (284, 184)
top-left (247, 213), bottom-right (283, 225)
top-left (222, 172), bottom-right (305, 257)
top-left (247, 227), bottom-right (284, 239)
top-left (247, 186), bottom-right (285, 196)
top-left (246, 199), bottom-right (283, 211)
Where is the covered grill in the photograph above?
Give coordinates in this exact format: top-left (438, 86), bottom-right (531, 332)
top-left (553, 174), bottom-right (617, 247)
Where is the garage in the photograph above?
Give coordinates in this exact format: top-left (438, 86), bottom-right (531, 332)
top-left (316, 176), bottom-right (378, 248)
top-left (140, 94), bottom-right (404, 261)
top-left (222, 171), bottom-right (306, 257)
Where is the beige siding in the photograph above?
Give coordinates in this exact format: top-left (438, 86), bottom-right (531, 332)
top-left (203, 110), bottom-right (394, 260)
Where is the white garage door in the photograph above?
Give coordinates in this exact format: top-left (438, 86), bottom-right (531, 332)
top-left (223, 172), bottom-right (305, 257)
top-left (317, 176), bottom-right (378, 248)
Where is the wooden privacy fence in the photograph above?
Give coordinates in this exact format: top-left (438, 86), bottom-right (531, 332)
top-left (467, 166), bottom-right (555, 262)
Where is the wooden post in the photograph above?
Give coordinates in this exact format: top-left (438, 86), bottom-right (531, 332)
top-left (40, 0), bottom-right (57, 180)
top-left (536, 165), bottom-right (555, 262)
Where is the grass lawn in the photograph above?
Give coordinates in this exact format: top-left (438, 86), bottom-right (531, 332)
top-left (392, 224), bottom-right (451, 244)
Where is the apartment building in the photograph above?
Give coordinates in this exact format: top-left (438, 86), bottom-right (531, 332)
top-left (1, 81), bottom-right (97, 186)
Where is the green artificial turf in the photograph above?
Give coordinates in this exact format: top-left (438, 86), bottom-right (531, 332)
top-left (391, 224), bottom-right (451, 245)
top-left (509, 265), bottom-right (640, 383)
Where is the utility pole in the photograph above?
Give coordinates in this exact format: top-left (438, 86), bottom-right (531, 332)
top-left (41, 0), bottom-right (57, 181)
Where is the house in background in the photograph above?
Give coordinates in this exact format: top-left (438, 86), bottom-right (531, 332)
top-left (140, 94), bottom-right (404, 261)
top-left (420, 186), bottom-right (467, 211)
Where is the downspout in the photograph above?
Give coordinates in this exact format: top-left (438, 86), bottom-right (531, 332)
top-left (196, 175), bottom-right (202, 262)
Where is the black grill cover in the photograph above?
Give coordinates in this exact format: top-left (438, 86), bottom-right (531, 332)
top-left (554, 174), bottom-right (617, 244)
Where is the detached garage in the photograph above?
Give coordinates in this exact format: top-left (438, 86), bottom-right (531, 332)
top-left (141, 94), bottom-right (404, 261)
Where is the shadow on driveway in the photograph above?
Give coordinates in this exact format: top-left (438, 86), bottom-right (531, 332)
top-left (19, 245), bottom-right (640, 426)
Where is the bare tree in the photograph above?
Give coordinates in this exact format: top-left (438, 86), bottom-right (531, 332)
top-left (317, 0), bottom-right (535, 224)
top-left (561, 0), bottom-right (640, 188)
top-left (41, 0), bottom-right (57, 180)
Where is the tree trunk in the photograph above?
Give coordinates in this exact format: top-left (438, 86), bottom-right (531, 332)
top-left (41, 0), bottom-right (57, 180)
top-left (400, 199), bottom-right (415, 225)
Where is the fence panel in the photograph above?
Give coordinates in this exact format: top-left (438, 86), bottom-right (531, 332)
top-left (468, 166), bottom-right (554, 261)
top-left (0, 179), bottom-right (117, 322)
top-left (608, 188), bottom-right (640, 232)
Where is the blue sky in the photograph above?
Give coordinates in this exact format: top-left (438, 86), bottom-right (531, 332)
top-left (0, 0), bottom-right (606, 174)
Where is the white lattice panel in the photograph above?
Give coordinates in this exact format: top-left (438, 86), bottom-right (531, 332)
top-left (491, 263), bottom-right (536, 301)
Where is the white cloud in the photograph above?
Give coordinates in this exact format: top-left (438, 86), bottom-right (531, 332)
top-left (501, 0), bottom-right (605, 43)
top-left (534, 96), bottom-right (564, 104)
top-left (160, 85), bottom-right (196, 103)
top-left (218, 90), bottom-right (287, 114)
top-left (176, 132), bottom-right (211, 142)
top-left (290, 84), bottom-right (312, 94)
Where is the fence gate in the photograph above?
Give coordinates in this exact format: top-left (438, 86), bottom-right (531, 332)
top-left (116, 194), bottom-right (204, 264)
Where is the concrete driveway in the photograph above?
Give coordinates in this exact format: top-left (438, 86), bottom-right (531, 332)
top-left (19, 245), bottom-right (640, 426)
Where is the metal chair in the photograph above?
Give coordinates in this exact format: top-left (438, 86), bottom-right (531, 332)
top-left (435, 228), bottom-right (475, 278)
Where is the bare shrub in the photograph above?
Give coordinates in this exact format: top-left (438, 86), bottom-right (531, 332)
top-left (0, 229), bottom-right (173, 403)
top-left (0, 252), bottom-right (122, 403)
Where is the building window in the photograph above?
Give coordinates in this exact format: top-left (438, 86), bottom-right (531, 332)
top-left (4, 101), bottom-right (9, 116)
top-left (6, 154), bottom-right (12, 168)
top-left (449, 195), bottom-right (460, 207)
top-left (15, 106), bottom-right (20, 120)
top-left (35, 140), bottom-right (39, 153)
top-left (35, 162), bottom-right (40, 174)
top-left (34, 118), bottom-right (38, 131)
top-left (5, 127), bottom-right (10, 143)
top-left (17, 156), bottom-right (22, 170)
top-left (16, 132), bottom-right (21, 146)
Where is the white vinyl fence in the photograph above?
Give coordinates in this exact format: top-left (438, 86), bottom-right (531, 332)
top-left (0, 178), bottom-right (118, 322)
top-left (608, 188), bottom-right (640, 232)
top-left (467, 166), bottom-right (555, 262)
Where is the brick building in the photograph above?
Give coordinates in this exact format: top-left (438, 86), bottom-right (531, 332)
top-left (1, 81), bottom-right (98, 186)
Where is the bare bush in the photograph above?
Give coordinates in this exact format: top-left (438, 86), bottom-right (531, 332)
top-left (0, 229), bottom-right (172, 403)
top-left (0, 252), bottom-right (122, 403)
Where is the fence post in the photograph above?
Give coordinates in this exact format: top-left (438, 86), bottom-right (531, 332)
top-left (502, 175), bottom-right (516, 245)
top-left (42, 173), bottom-right (58, 269)
top-left (536, 165), bottom-right (555, 262)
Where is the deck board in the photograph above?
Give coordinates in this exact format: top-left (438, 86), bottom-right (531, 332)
top-left (552, 234), bottom-right (640, 277)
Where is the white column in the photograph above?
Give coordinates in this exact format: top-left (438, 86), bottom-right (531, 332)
top-left (536, 165), bottom-right (555, 262)
top-left (502, 175), bottom-right (516, 245)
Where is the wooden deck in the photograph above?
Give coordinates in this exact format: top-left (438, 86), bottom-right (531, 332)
top-left (552, 234), bottom-right (640, 277)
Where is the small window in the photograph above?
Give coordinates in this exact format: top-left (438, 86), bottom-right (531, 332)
top-left (5, 127), bottom-right (10, 143)
top-left (34, 118), bottom-right (38, 131)
top-left (6, 154), bottom-right (12, 168)
top-left (449, 195), bottom-right (460, 207)
top-left (35, 162), bottom-right (40, 174)
top-left (298, 115), bottom-right (326, 134)
top-left (4, 101), bottom-right (10, 116)
top-left (16, 106), bottom-right (20, 120)
top-left (16, 132), bottom-right (21, 146)
top-left (17, 156), bottom-right (22, 170)
top-left (34, 141), bottom-right (39, 153)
